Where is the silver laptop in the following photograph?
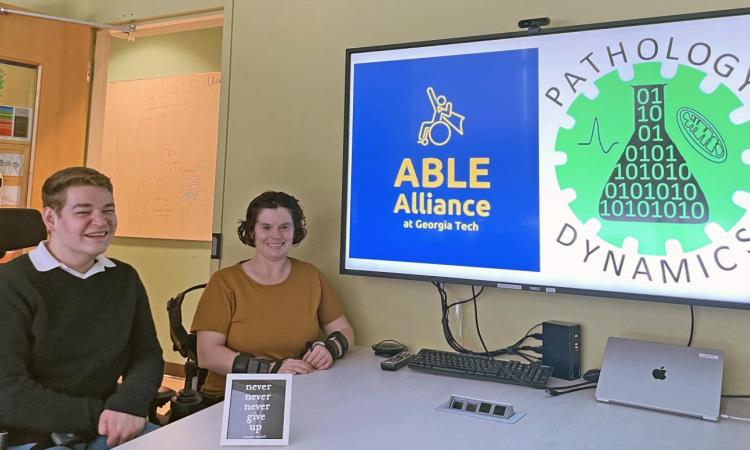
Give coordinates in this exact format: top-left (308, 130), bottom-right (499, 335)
top-left (595, 336), bottom-right (723, 421)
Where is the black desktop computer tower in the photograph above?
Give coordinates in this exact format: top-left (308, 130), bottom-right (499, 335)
top-left (542, 321), bottom-right (581, 380)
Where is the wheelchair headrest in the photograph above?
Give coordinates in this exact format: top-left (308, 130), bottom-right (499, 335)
top-left (167, 283), bottom-right (207, 362)
top-left (0, 208), bottom-right (47, 255)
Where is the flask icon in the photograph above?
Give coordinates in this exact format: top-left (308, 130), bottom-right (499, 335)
top-left (598, 84), bottom-right (709, 224)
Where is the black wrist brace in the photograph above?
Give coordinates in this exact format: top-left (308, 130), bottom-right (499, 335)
top-left (326, 331), bottom-right (349, 360)
top-left (232, 353), bottom-right (273, 373)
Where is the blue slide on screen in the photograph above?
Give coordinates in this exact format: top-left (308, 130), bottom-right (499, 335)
top-left (348, 48), bottom-right (540, 272)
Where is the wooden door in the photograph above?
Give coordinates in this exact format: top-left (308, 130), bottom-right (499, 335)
top-left (0, 3), bottom-right (93, 210)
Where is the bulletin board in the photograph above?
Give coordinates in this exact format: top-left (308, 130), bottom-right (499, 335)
top-left (0, 60), bottom-right (38, 209)
top-left (99, 72), bottom-right (220, 241)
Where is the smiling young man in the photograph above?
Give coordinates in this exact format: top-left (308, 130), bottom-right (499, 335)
top-left (0, 167), bottom-right (164, 450)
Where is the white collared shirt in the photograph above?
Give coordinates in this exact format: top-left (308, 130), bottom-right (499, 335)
top-left (28, 241), bottom-right (116, 279)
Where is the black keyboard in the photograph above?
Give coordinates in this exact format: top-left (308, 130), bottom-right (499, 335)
top-left (408, 348), bottom-right (553, 388)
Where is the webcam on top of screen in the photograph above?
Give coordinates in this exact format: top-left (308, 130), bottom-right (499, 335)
top-left (518, 17), bottom-right (551, 32)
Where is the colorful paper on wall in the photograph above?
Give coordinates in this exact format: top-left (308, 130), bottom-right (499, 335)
top-left (0, 106), bottom-right (12, 137)
top-left (0, 105), bottom-right (31, 140)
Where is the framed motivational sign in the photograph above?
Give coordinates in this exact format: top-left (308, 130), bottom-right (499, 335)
top-left (220, 374), bottom-right (293, 446)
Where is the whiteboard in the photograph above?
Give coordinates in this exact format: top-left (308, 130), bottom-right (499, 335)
top-left (100, 72), bottom-right (220, 240)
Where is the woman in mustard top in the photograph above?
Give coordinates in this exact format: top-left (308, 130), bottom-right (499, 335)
top-left (191, 191), bottom-right (354, 400)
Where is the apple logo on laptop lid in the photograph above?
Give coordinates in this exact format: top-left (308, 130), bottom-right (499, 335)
top-left (652, 366), bottom-right (667, 380)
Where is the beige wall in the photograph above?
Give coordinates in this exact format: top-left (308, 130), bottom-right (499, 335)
top-left (108, 27), bottom-right (222, 81)
top-left (104, 27), bottom-right (222, 364)
top-left (16, 0), bottom-right (750, 392)
top-left (105, 238), bottom-right (211, 364)
top-left (85, 0), bottom-right (224, 23)
top-left (7, 0), bottom-right (222, 22)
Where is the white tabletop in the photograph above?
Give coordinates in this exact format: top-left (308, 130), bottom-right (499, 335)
top-left (120, 347), bottom-right (750, 449)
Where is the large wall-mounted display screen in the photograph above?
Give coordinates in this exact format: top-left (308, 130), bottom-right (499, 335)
top-left (341, 9), bottom-right (750, 309)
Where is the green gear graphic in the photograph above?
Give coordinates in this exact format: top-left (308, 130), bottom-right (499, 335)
top-left (556, 62), bottom-right (750, 255)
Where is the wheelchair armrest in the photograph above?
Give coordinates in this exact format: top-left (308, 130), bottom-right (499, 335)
top-left (148, 385), bottom-right (177, 425)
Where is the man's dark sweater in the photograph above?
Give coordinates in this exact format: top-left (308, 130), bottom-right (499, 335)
top-left (0, 255), bottom-right (164, 444)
